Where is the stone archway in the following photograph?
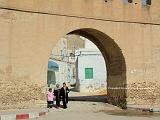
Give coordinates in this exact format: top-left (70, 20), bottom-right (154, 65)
top-left (68, 28), bottom-right (127, 108)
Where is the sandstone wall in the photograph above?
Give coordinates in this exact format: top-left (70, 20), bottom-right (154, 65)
top-left (0, 0), bottom-right (160, 108)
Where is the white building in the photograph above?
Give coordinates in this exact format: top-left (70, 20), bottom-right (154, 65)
top-left (48, 35), bottom-right (107, 91)
top-left (47, 59), bottom-right (76, 88)
top-left (75, 49), bottom-right (107, 92)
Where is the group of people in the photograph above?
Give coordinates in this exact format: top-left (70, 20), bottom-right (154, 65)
top-left (47, 82), bottom-right (70, 109)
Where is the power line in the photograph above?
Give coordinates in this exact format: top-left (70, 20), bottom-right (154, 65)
top-left (0, 6), bottom-right (160, 26)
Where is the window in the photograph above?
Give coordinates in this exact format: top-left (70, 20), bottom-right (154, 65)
top-left (142, 0), bottom-right (151, 5)
top-left (123, 0), bottom-right (133, 4)
top-left (85, 68), bottom-right (93, 79)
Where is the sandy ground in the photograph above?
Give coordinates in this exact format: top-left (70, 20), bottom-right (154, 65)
top-left (37, 101), bottom-right (160, 120)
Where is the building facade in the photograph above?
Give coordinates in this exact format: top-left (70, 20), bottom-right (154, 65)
top-left (75, 49), bottom-right (107, 92)
top-left (47, 59), bottom-right (75, 88)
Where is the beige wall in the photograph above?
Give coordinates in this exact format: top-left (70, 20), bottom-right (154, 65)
top-left (0, 0), bottom-right (160, 107)
top-left (0, 0), bottom-right (160, 24)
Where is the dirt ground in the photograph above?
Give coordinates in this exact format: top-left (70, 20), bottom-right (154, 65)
top-left (37, 101), bottom-right (160, 120)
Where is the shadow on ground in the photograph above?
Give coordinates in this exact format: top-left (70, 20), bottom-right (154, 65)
top-left (69, 95), bottom-right (107, 103)
top-left (97, 109), bottom-right (160, 117)
top-left (69, 87), bottom-right (108, 103)
top-left (68, 88), bottom-right (160, 118)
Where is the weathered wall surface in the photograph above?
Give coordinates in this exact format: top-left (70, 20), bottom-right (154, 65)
top-left (0, 0), bottom-right (160, 108)
top-left (76, 52), bottom-right (107, 92)
top-left (0, 0), bottom-right (160, 24)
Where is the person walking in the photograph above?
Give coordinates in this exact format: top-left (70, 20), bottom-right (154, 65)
top-left (54, 84), bottom-right (61, 108)
top-left (47, 88), bottom-right (55, 108)
top-left (60, 82), bottom-right (70, 109)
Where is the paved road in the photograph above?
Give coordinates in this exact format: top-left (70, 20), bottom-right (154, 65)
top-left (37, 101), bottom-right (160, 120)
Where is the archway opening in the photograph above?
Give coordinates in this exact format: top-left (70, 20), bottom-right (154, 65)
top-left (47, 28), bottom-right (126, 108)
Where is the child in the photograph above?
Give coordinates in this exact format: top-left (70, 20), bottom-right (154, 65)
top-left (47, 88), bottom-right (55, 108)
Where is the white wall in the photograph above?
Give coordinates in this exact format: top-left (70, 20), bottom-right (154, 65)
top-left (52, 60), bottom-right (76, 87)
top-left (48, 60), bottom-right (69, 88)
top-left (76, 53), bottom-right (107, 92)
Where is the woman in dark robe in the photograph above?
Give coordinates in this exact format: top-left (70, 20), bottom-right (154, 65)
top-left (60, 82), bottom-right (70, 109)
top-left (54, 84), bottom-right (61, 108)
